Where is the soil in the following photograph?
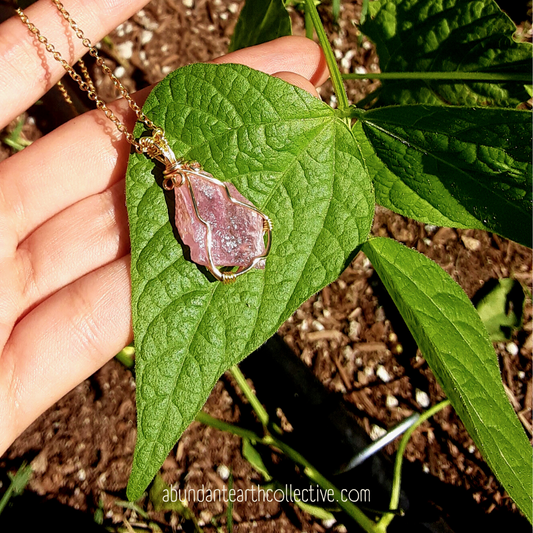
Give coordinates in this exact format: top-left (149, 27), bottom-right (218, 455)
top-left (0, 1), bottom-right (531, 532)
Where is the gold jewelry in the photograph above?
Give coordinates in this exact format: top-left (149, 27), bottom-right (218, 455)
top-left (16, 1), bottom-right (272, 284)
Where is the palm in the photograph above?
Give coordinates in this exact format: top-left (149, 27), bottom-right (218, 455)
top-left (0, 0), bottom-right (327, 456)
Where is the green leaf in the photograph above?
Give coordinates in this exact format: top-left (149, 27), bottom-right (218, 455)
top-left (362, 237), bottom-right (533, 522)
top-left (228, 0), bottom-right (292, 53)
top-left (125, 63), bottom-right (374, 500)
top-left (475, 278), bottom-right (525, 341)
top-left (242, 439), bottom-right (272, 481)
top-left (352, 105), bottom-right (532, 247)
top-left (360, 0), bottom-right (532, 107)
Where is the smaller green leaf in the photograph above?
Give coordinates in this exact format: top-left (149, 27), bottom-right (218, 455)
top-left (242, 438), bottom-right (272, 481)
top-left (228, 0), bottom-right (292, 53)
top-left (361, 0), bottom-right (532, 108)
top-left (363, 237), bottom-right (533, 522)
top-left (475, 278), bottom-right (525, 341)
top-left (353, 105), bottom-right (532, 247)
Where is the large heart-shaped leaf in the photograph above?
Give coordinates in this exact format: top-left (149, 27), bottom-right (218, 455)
top-left (360, 0), bottom-right (532, 107)
top-left (363, 237), bottom-right (533, 522)
top-left (352, 105), bottom-right (532, 246)
top-left (125, 63), bottom-right (374, 499)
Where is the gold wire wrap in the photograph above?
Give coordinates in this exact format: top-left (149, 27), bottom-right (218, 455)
top-left (16, 1), bottom-right (272, 284)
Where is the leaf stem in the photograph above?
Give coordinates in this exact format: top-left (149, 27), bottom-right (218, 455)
top-left (342, 71), bottom-right (531, 82)
top-left (303, 0), bottom-right (349, 112)
top-left (304, 3), bottom-right (314, 40)
top-left (376, 399), bottom-right (451, 531)
top-left (230, 366), bottom-right (269, 427)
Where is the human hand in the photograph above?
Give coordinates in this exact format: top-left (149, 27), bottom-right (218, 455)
top-left (0, 0), bottom-right (328, 455)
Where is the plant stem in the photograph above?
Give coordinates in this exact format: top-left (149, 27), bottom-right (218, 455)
top-left (304, 3), bottom-right (314, 40)
top-left (303, 0), bottom-right (349, 112)
top-left (342, 71), bottom-right (531, 82)
top-left (230, 366), bottom-right (269, 427)
top-left (198, 411), bottom-right (380, 533)
top-left (376, 399), bottom-right (451, 532)
top-left (0, 462), bottom-right (32, 516)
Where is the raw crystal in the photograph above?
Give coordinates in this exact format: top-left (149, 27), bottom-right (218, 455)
top-left (174, 171), bottom-right (266, 269)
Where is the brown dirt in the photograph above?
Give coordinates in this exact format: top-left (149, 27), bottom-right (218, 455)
top-left (0, 0), bottom-right (531, 532)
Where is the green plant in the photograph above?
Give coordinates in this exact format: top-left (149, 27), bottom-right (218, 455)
top-left (0, 462), bottom-right (32, 516)
top-left (1, 116), bottom-right (32, 152)
top-left (195, 366), bottom-right (450, 533)
top-left (124, 0), bottom-right (532, 525)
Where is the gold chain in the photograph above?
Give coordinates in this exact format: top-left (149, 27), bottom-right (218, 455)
top-left (16, 1), bottom-right (169, 160)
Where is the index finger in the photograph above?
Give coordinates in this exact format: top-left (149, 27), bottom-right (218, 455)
top-left (212, 35), bottom-right (330, 88)
top-left (0, 0), bottom-right (151, 129)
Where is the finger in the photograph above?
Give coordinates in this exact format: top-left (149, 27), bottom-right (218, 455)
top-left (16, 179), bottom-right (129, 319)
top-left (0, 88), bottom-right (149, 245)
top-left (0, 0), bottom-right (152, 129)
top-left (0, 255), bottom-right (132, 456)
top-left (0, 36), bottom-right (328, 245)
top-left (272, 71), bottom-right (320, 97)
top-left (212, 35), bottom-right (329, 87)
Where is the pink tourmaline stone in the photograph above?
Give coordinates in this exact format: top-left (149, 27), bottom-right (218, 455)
top-left (174, 171), bottom-right (266, 268)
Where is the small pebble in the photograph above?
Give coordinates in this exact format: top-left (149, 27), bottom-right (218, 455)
top-left (422, 464), bottom-right (430, 473)
top-left (183, 0), bottom-right (194, 6)
top-left (312, 320), bottom-right (324, 331)
top-left (506, 342), bottom-right (519, 356)
top-left (140, 29), bottom-right (153, 45)
top-left (518, 371), bottom-right (526, 379)
top-left (78, 469), bottom-right (86, 481)
top-left (354, 65), bottom-right (367, 74)
top-left (217, 464), bottom-right (230, 481)
top-left (468, 445), bottom-right (476, 454)
top-left (461, 235), bottom-right (481, 251)
top-left (115, 41), bottom-right (133, 60)
top-left (228, 2), bottom-right (239, 14)
top-left (341, 49), bottom-right (356, 70)
top-left (386, 394), bottom-right (399, 409)
top-left (348, 321), bottom-right (361, 340)
top-left (416, 389), bottom-right (430, 408)
top-left (376, 365), bottom-right (391, 383)
top-left (370, 425), bottom-right (387, 441)
top-left (114, 66), bottom-right (125, 78)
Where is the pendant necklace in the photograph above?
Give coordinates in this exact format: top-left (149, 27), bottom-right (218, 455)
top-left (16, 1), bottom-right (272, 284)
